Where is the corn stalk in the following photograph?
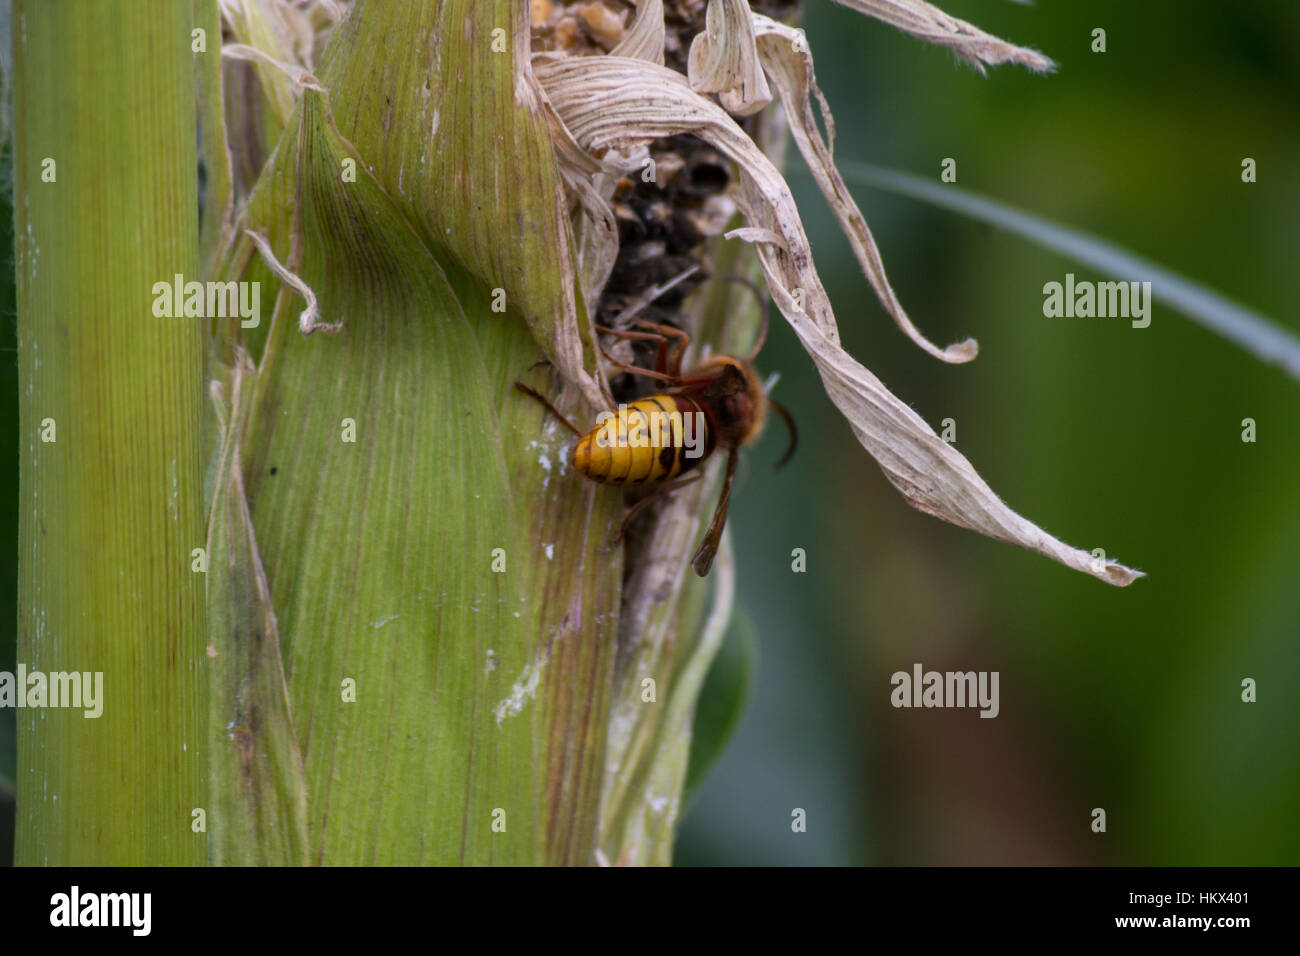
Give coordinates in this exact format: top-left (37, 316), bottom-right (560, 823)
top-left (13, 0), bottom-right (206, 865)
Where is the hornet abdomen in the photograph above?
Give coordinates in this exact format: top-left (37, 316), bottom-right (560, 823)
top-left (571, 395), bottom-right (715, 485)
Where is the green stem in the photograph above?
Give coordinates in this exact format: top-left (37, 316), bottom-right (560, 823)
top-left (14, 0), bottom-right (206, 865)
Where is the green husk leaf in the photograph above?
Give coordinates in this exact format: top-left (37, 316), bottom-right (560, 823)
top-left (197, 0), bottom-right (234, 275)
top-left (599, 530), bottom-right (735, 866)
top-left (235, 86), bottom-right (543, 864)
top-left (683, 601), bottom-right (758, 811)
top-left (206, 0), bottom-right (622, 865)
top-left (317, 0), bottom-right (608, 411)
top-left (206, 358), bottom-right (310, 866)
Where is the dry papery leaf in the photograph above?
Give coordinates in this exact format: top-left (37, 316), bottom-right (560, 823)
top-left (535, 84), bottom-right (624, 317)
top-left (833, 0), bottom-right (1055, 74)
top-left (535, 54), bottom-right (1141, 586)
top-left (611, 0), bottom-right (666, 64)
top-left (752, 13), bottom-right (975, 363)
top-left (688, 0), bottom-right (773, 115)
top-left (536, 0), bottom-right (668, 318)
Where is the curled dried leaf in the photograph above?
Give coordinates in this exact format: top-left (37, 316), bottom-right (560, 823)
top-left (537, 55), bottom-right (1141, 586)
top-left (532, 64), bottom-right (623, 321)
top-left (219, 0), bottom-right (304, 124)
top-left (535, 55), bottom-right (838, 340)
top-left (611, 0), bottom-right (666, 65)
top-left (687, 0), bottom-right (773, 116)
top-left (244, 229), bottom-right (336, 334)
top-left (833, 0), bottom-right (1055, 74)
top-left (755, 266), bottom-right (1142, 587)
top-left (220, 43), bottom-right (320, 90)
top-left (752, 14), bottom-right (976, 362)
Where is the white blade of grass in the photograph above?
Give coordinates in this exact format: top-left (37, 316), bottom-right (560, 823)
top-left (832, 161), bottom-right (1300, 382)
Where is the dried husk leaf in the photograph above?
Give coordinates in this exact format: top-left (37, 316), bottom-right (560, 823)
top-left (611, 0), bottom-right (666, 65)
top-left (758, 272), bottom-right (1142, 586)
top-left (219, 0), bottom-right (306, 198)
top-left (832, 0), bottom-right (1055, 74)
top-left (536, 54), bottom-right (1141, 586)
top-left (220, 0), bottom-right (299, 126)
top-left (534, 69), bottom-right (625, 315)
top-left (535, 55), bottom-right (836, 337)
top-left (752, 14), bottom-right (976, 362)
top-left (688, 0), bottom-right (773, 115)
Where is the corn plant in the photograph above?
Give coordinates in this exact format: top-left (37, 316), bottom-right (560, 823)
top-left (38, 0), bottom-right (1281, 868)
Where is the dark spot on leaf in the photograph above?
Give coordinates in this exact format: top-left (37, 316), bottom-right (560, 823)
top-left (235, 728), bottom-right (255, 766)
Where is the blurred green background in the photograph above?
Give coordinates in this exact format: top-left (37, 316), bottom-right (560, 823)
top-left (2, 0), bottom-right (1297, 866)
top-left (675, 0), bottom-right (1300, 865)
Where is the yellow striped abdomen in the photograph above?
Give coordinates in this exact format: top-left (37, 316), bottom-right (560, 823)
top-left (571, 396), bottom-right (713, 485)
